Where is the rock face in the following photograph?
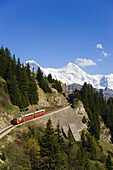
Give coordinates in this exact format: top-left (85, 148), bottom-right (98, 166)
top-left (103, 87), bottom-right (113, 100)
top-left (100, 121), bottom-right (111, 143)
top-left (68, 83), bottom-right (82, 94)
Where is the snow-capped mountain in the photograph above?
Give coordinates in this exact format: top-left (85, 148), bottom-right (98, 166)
top-left (26, 60), bottom-right (113, 90)
top-left (25, 60), bottom-right (42, 72)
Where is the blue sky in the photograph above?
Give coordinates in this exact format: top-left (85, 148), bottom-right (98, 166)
top-left (0, 0), bottom-right (113, 75)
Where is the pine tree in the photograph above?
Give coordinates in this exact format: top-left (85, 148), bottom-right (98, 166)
top-left (81, 82), bottom-right (88, 109)
top-left (77, 143), bottom-right (85, 166)
top-left (55, 121), bottom-right (64, 149)
top-left (81, 130), bottom-right (86, 147)
top-left (21, 91), bottom-right (29, 108)
top-left (86, 133), bottom-right (97, 160)
top-left (26, 62), bottom-right (31, 81)
top-left (12, 54), bottom-right (17, 76)
top-left (17, 60), bottom-right (29, 108)
top-left (48, 73), bottom-right (53, 83)
top-left (24, 138), bottom-right (41, 169)
top-left (37, 67), bottom-right (43, 83)
top-left (7, 75), bottom-right (21, 106)
top-left (17, 58), bottom-right (23, 88)
top-left (40, 119), bottom-right (64, 169)
top-left (68, 128), bottom-right (73, 149)
top-left (29, 75), bottom-right (39, 105)
top-left (0, 46), bottom-right (6, 78)
top-left (4, 47), bottom-right (12, 79)
top-left (37, 67), bottom-right (52, 93)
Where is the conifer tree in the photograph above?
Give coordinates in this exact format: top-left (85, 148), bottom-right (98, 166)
top-left (0, 46), bottom-right (6, 78)
top-left (24, 138), bottom-right (41, 169)
top-left (86, 133), bottom-right (97, 160)
top-left (81, 130), bottom-right (86, 147)
top-left (17, 58), bottom-right (23, 88)
top-left (68, 129), bottom-right (73, 149)
top-left (77, 143), bottom-right (85, 167)
top-left (40, 119), bottom-right (64, 169)
top-left (12, 54), bottom-right (17, 76)
top-left (4, 47), bottom-right (12, 79)
top-left (37, 67), bottom-right (52, 93)
top-left (37, 67), bottom-right (43, 83)
top-left (26, 62), bottom-right (31, 81)
top-left (7, 75), bottom-right (21, 106)
top-left (81, 82), bottom-right (88, 109)
top-left (48, 73), bottom-right (53, 83)
top-left (5, 61), bottom-right (13, 81)
top-left (29, 75), bottom-right (39, 105)
top-left (21, 91), bottom-right (29, 108)
top-left (55, 121), bottom-right (64, 149)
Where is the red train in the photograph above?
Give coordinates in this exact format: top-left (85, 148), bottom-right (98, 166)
top-left (12, 109), bottom-right (45, 125)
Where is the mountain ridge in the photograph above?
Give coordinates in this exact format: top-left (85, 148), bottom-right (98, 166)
top-left (26, 60), bottom-right (113, 90)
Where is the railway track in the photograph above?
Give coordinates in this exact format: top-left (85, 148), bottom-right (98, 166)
top-left (0, 125), bottom-right (15, 139)
top-left (0, 104), bottom-right (70, 139)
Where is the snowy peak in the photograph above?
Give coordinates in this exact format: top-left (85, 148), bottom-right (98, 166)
top-left (26, 60), bottom-right (42, 73)
top-left (26, 60), bottom-right (113, 90)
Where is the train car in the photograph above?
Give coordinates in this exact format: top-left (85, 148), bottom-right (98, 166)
top-left (12, 109), bottom-right (45, 125)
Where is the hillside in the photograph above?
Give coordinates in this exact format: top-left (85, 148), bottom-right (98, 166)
top-left (0, 46), bottom-right (68, 130)
top-left (0, 76), bottom-right (67, 130)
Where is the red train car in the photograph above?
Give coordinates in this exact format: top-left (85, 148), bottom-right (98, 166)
top-left (12, 109), bottom-right (45, 125)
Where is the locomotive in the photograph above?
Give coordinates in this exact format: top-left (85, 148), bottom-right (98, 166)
top-left (12, 109), bottom-right (45, 125)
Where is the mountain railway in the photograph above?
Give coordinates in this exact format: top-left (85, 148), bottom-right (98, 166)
top-left (0, 104), bottom-right (70, 139)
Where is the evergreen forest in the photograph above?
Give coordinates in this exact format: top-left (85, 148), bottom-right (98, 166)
top-left (69, 82), bottom-right (113, 142)
top-left (0, 46), bottom-right (38, 109)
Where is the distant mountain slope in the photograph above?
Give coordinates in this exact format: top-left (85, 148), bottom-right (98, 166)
top-left (68, 83), bottom-right (113, 100)
top-left (26, 60), bottom-right (113, 90)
